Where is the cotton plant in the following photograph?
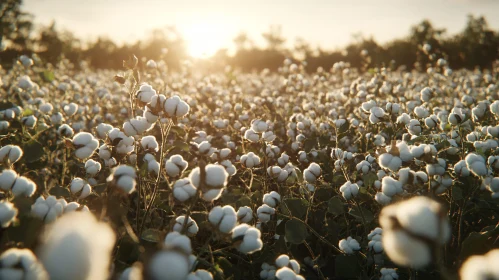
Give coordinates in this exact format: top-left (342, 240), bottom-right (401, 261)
top-left (379, 196), bottom-right (450, 268)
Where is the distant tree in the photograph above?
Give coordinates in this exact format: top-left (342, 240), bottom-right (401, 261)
top-left (262, 25), bottom-right (286, 51)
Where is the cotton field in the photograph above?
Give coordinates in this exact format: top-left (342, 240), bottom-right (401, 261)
top-left (0, 51), bottom-right (499, 280)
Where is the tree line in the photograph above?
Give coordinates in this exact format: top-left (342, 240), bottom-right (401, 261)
top-left (1, 0), bottom-right (499, 72)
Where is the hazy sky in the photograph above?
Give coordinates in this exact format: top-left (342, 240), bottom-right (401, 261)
top-left (23, 0), bottom-right (499, 57)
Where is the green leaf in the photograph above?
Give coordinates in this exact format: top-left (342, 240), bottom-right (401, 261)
top-left (170, 126), bottom-right (186, 137)
top-left (236, 195), bottom-right (252, 208)
top-left (335, 255), bottom-right (361, 278)
top-left (285, 219), bottom-right (308, 244)
top-left (141, 228), bottom-right (162, 243)
top-left (23, 108), bottom-right (34, 116)
top-left (49, 186), bottom-right (71, 198)
top-left (349, 206), bottom-right (374, 224)
top-left (23, 141), bottom-right (45, 163)
top-left (173, 140), bottom-right (190, 152)
top-left (362, 172), bottom-right (378, 188)
top-left (40, 70), bottom-right (55, 82)
top-left (282, 198), bottom-right (309, 219)
top-left (459, 224), bottom-right (499, 260)
top-left (452, 186), bottom-right (463, 201)
top-left (327, 197), bottom-right (345, 216)
top-left (303, 139), bottom-right (316, 153)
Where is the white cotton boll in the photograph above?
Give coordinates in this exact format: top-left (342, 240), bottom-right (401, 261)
top-left (95, 123), bottom-right (113, 139)
top-left (50, 113), bottom-right (64, 125)
top-left (220, 160), bottom-right (236, 176)
top-left (39, 103), bottom-right (53, 114)
top-left (490, 101), bottom-right (499, 117)
top-left (460, 249), bottom-right (499, 280)
top-left (339, 237), bottom-right (361, 254)
top-left (123, 117), bottom-right (153, 137)
top-left (379, 153), bottom-right (402, 172)
top-left (339, 181), bottom-right (359, 200)
top-left (136, 84), bottom-right (156, 104)
top-left (487, 126), bottom-right (499, 138)
top-left (163, 95), bottom-right (190, 118)
top-left (57, 124), bottom-right (74, 137)
top-left (0, 121), bottom-right (9, 131)
top-left (119, 263), bottom-right (143, 280)
top-left (237, 206), bottom-right (253, 223)
top-left (414, 106), bottom-right (429, 119)
top-left (426, 158), bottom-right (446, 176)
top-left (424, 115), bottom-right (439, 129)
top-left (244, 129), bottom-right (260, 143)
top-left (208, 205), bottom-right (238, 233)
top-left (361, 100), bottom-right (376, 112)
top-left (379, 196), bottom-right (450, 269)
top-left (107, 165), bottom-right (137, 194)
top-left (375, 192), bottom-right (392, 205)
top-left (257, 204), bottom-right (275, 223)
top-left (260, 263), bottom-right (277, 280)
top-left (277, 153), bottom-right (289, 167)
top-left (251, 119), bottom-right (268, 133)
top-left (21, 115), bottom-right (37, 128)
top-left (173, 215), bottom-right (199, 236)
top-left (356, 160), bottom-right (371, 174)
top-left (483, 177), bottom-right (499, 198)
top-left (432, 175), bottom-right (453, 194)
top-left (407, 119), bottom-right (421, 136)
top-left (420, 87), bottom-right (432, 103)
top-left (173, 179), bottom-right (197, 202)
top-left (141, 136), bottom-right (159, 152)
top-left (232, 224), bottom-right (263, 254)
top-left (262, 131), bottom-right (276, 142)
top-left (396, 113), bottom-right (411, 125)
top-left (0, 248), bottom-right (48, 280)
top-left (368, 227), bottom-right (383, 253)
top-left (465, 153), bottom-right (487, 177)
top-left (70, 178), bottom-right (92, 199)
top-left (164, 155), bottom-right (188, 177)
top-left (72, 132), bottom-right (99, 160)
top-left (381, 177), bottom-right (403, 197)
top-left (85, 159), bottom-right (101, 176)
top-left (98, 144), bottom-right (111, 160)
top-left (187, 269), bottom-right (213, 280)
top-left (454, 160), bottom-right (470, 177)
top-left (448, 108), bottom-right (465, 126)
top-left (386, 102), bottom-right (400, 115)
top-left (164, 232), bottom-right (192, 255)
top-left (0, 201), bottom-right (18, 228)
top-left (31, 196), bottom-right (65, 223)
top-left (373, 134), bottom-right (386, 146)
top-left (11, 176), bottom-right (36, 197)
top-left (263, 191), bottom-right (281, 208)
top-left (380, 268), bottom-right (399, 280)
top-left (189, 164), bottom-right (228, 197)
top-left (39, 211), bottom-right (115, 280)
top-left (196, 141), bottom-right (214, 156)
top-left (488, 156), bottom-right (499, 170)
top-left (0, 169), bottom-right (18, 192)
top-left (63, 103), bottom-right (78, 116)
top-left (369, 107), bottom-right (386, 124)
top-left (303, 162), bottom-right (321, 183)
top-left (0, 145), bottom-right (23, 164)
top-left (147, 250), bottom-right (190, 280)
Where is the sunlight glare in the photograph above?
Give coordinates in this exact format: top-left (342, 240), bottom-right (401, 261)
top-left (183, 22), bottom-right (225, 58)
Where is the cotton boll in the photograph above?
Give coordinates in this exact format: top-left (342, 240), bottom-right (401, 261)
top-left (420, 87), bottom-right (432, 102)
top-left (11, 176), bottom-right (36, 197)
top-left (21, 115), bottom-right (37, 128)
top-left (195, 141), bottom-right (215, 156)
top-left (135, 84), bottom-right (156, 105)
top-left (267, 166), bottom-right (289, 182)
top-left (379, 196), bottom-right (451, 269)
top-left (491, 101), bottom-right (499, 117)
top-left (379, 153), bottom-right (402, 172)
top-left (0, 145), bottom-right (23, 165)
top-left (141, 136), bottom-right (159, 152)
top-left (414, 106), bottom-right (429, 119)
top-left (232, 224), bottom-right (263, 254)
top-left (465, 153), bottom-right (487, 177)
top-left (431, 175), bottom-right (453, 194)
top-left (39, 211), bottom-right (115, 280)
top-left (454, 160), bottom-right (470, 177)
top-left (380, 268), bottom-right (398, 280)
top-left (123, 116), bottom-right (153, 137)
top-left (173, 215), bottom-right (199, 236)
top-left (63, 103), bottom-right (79, 116)
top-left (164, 155), bottom-right (188, 177)
top-left (95, 123), bottom-right (113, 139)
top-left (339, 181), bottom-right (359, 200)
top-left (375, 192), bottom-right (392, 205)
top-left (163, 232), bottom-right (192, 255)
top-left (189, 164), bottom-right (228, 202)
top-left (356, 160), bottom-right (371, 174)
top-left (208, 205), bottom-right (238, 233)
top-left (244, 129), bottom-right (260, 143)
top-left (107, 165), bottom-right (137, 194)
top-left (396, 113), bottom-right (411, 125)
top-left (70, 178), bottom-right (92, 199)
top-left (0, 169), bottom-right (18, 192)
top-left (31, 196), bottom-right (66, 223)
top-left (0, 201), bottom-right (18, 228)
top-left (147, 250), bottom-right (190, 280)
top-left (482, 177), bottom-right (499, 198)
top-left (263, 191), bottom-right (281, 207)
top-left (339, 237), bottom-right (361, 254)
top-left (460, 249), bottom-right (499, 280)
top-left (0, 248), bottom-right (48, 280)
top-left (119, 263), bottom-right (143, 280)
top-left (448, 108), bottom-right (465, 126)
top-left (251, 119), bottom-right (268, 133)
top-left (220, 160), bottom-right (236, 176)
top-left (424, 115), bottom-right (439, 129)
top-left (381, 177), bottom-right (403, 197)
top-left (407, 119), bottom-right (421, 135)
top-left (85, 159), bottom-right (101, 176)
top-left (163, 95), bottom-right (190, 118)
top-left (426, 158), bottom-right (446, 176)
top-left (72, 132), bottom-right (99, 160)
top-left (172, 179), bottom-right (197, 202)
top-left (260, 263), bottom-right (277, 280)
top-left (237, 206), bottom-right (253, 223)
top-left (303, 162), bottom-right (321, 183)
top-left (367, 227), bottom-right (383, 253)
top-left (187, 269), bottom-right (213, 280)
top-left (369, 107), bottom-right (386, 124)
top-left (257, 204), bottom-right (275, 223)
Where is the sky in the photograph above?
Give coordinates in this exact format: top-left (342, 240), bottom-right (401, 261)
top-left (23, 0), bottom-right (499, 57)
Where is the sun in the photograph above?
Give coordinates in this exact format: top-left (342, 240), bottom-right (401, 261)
top-left (183, 22), bottom-right (225, 58)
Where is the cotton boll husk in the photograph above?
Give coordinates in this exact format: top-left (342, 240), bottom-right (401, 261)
top-left (38, 211), bottom-right (115, 280)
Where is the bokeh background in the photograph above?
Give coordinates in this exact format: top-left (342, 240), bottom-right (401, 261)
top-left (2, 0), bottom-right (499, 71)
